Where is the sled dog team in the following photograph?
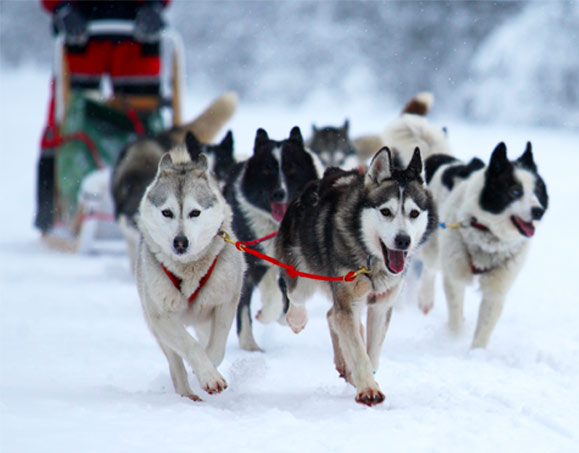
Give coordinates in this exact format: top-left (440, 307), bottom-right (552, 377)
top-left (117, 92), bottom-right (548, 405)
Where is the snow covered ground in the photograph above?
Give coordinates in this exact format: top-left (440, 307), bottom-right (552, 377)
top-left (1, 68), bottom-right (578, 452)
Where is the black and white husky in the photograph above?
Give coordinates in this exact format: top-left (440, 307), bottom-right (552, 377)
top-left (135, 133), bottom-right (245, 400)
top-left (418, 142), bottom-right (549, 348)
top-left (275, 148), bottom-right (437, 405)
top-left (223, 126), bottom-right (322, 351)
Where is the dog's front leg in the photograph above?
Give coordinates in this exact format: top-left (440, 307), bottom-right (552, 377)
top-left (237, 276), bottom-right (264, 352)
top-left (205, 297), bottom-right (238, 366)
top-left (366, 287), bottom-right (399, 372)
top-left (256, 267), bottom-right (285, 324)
top-left (279, 274), bottom-right (309, 334)
top-left (330, 290), bottom-right (385, 406)
top-left (157, 341), bottom-right (201, 401)
top-left (471, 289), bottom-right (507, 349)
top-left (418, 265), bottom-right (437, 315)
top-left (151, 312), bottom-right (227, 395)
top-left (443, 274), bottom-right (466, 334)
top-left (473, 248), bottom-right (527, 348)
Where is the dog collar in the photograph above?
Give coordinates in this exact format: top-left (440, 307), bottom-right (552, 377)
top-left (161, 256), bottom-right (219, 304)
top-left (470, 217), bottom-right (490, 232)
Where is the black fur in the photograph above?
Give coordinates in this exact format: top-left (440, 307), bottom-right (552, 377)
top-left (515, 142), bottom-right (549, 211)
top-left (440, 157), bottom-right (485, 190)
top-left (223, 127), bottom-right (319, 345)
top-left (424, 154), bottom-right (458, 184)
top-left (480, 142), bottom-right (524, 214)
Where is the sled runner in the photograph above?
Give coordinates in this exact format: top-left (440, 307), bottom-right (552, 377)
top-left (35, 21), bottom-right (185, 253)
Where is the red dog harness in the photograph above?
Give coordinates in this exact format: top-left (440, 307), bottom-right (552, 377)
top-left (161, 256), bottom-right (219, 304)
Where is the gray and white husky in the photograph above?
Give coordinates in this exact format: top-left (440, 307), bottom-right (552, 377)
top-left (418, 141), bottom-right (548, 348)
top-left (275, 147), bottom-right (437, 405)
top-left (135, 133), bottom-right (245, 400)
top-left (306, 119), bottom-right (360, 170)
top-left (112, 92), bottom-right (238, 270)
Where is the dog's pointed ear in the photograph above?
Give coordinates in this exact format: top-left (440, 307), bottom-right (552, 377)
top-left (488, 142), bottom-right (511, 175)
top-left (185, 132), bottom-right (203, 162)
top-left (184, 132), bottom-right (209, 171)
top-left (159, 151), bottom-right (174, 171)
top-left (365, 147), bottom-right (393, 186)
top-left (220, 130), bottom-right (234, 154)
top-left (312, 124), bottom-right (318, 134)
top-left (254, 128), bottom-right (269, 154)
top-left (517, 141), bottom-right (537, 172)
top-left (342, 119), bottom-right (350, 134)
top-left (406, 147), bottom-right (424, 181)
top-left (289, 126), bottom-right (304, 144)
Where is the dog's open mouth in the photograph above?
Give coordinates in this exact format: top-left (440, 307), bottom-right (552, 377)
top-left (511, 215), bottom-right (535, 237)
top-left (380, 241), bottom-right (408, 274)
top-left (271, 202), bottom-right (288, 222)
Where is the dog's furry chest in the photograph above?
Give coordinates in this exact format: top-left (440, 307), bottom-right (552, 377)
top-left (368, 264), bottom-right (402, 299)
top-left (460, 228), bottom-right (524, 273)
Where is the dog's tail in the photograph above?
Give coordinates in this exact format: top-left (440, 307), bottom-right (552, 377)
top-left (169, 91), bottom-right (239, 145)
top-left (385, 92), bottom-right (451, 165)
top-left (401, 91), bottom-right (434, 116)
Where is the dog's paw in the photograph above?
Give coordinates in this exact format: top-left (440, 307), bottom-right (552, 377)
top-left (182, 393), bottom-right (203, 402)
top-left (418, 296), bottom-right (434, 315)
top-left (197, 368), bottom-right (228, 395)
top-left (286, 303), bottom-right (308, 334)
top-left (355, 387), bottom-right (385, 406)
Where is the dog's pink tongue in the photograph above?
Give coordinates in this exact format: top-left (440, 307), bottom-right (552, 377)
top-left (271, 202), bottom-right (288, 222)
top-left (387, 249), bottom-right (406, 274)
top-left (514, 216), bottom-right (535, 237)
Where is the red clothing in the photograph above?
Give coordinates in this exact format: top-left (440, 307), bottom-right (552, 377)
top-left (41, 0), bottom-right (171, 94)
top-left (66, 40), bottom-right (160, 82)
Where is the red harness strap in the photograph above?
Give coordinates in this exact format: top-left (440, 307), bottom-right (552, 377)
top-left (161, 256), bottom-right (219, 304)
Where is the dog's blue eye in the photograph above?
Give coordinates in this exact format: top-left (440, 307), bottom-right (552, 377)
top-left (510, 186), bottom-right (522, 198)
top-left (380, 208), bottom-right (392, 217)
top-left (161, 209), bottom-right (173, 218)
top-left (189, 210), bottom-right (201, 218)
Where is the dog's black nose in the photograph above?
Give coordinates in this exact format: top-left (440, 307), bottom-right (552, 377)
top-left (394, 234), bottom-right (411, 250)
top-left (532, 207), bottom-right (545, 220)
top-left (271, 188), bottom-right (286, 202)
top-left (173, 235), bottom-right (189, 254)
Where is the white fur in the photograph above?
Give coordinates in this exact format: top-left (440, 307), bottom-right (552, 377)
top-left (419, 160), bottom-right (544, 348)
top-left (135, 148), bottom-right (246, 400)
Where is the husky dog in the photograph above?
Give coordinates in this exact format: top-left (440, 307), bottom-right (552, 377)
top-left (112, 92), bottom-right (237, 268)
top-left (135, 133), bottom-right (245, 400)
top-left (383, 92), bottom-right (450, 166)
top-left (352, 92), bottom-right (450, 168)
top-left (306, 120), bottom-right (359, 169)
top-left (418, 142), bottom-right (548, 348)
top-left (275, 147), bottom-right (437, 405)
top-left (223, 126), bottom-right (322, 351)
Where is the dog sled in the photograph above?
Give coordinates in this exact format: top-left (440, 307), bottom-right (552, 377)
top-left (35, 20), bottom-right (185, 253)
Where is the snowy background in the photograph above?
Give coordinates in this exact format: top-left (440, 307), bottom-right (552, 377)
top-left (2, 1), bottom-right (579, 452)
top-left (1, 1), bottom-right (578, 128)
